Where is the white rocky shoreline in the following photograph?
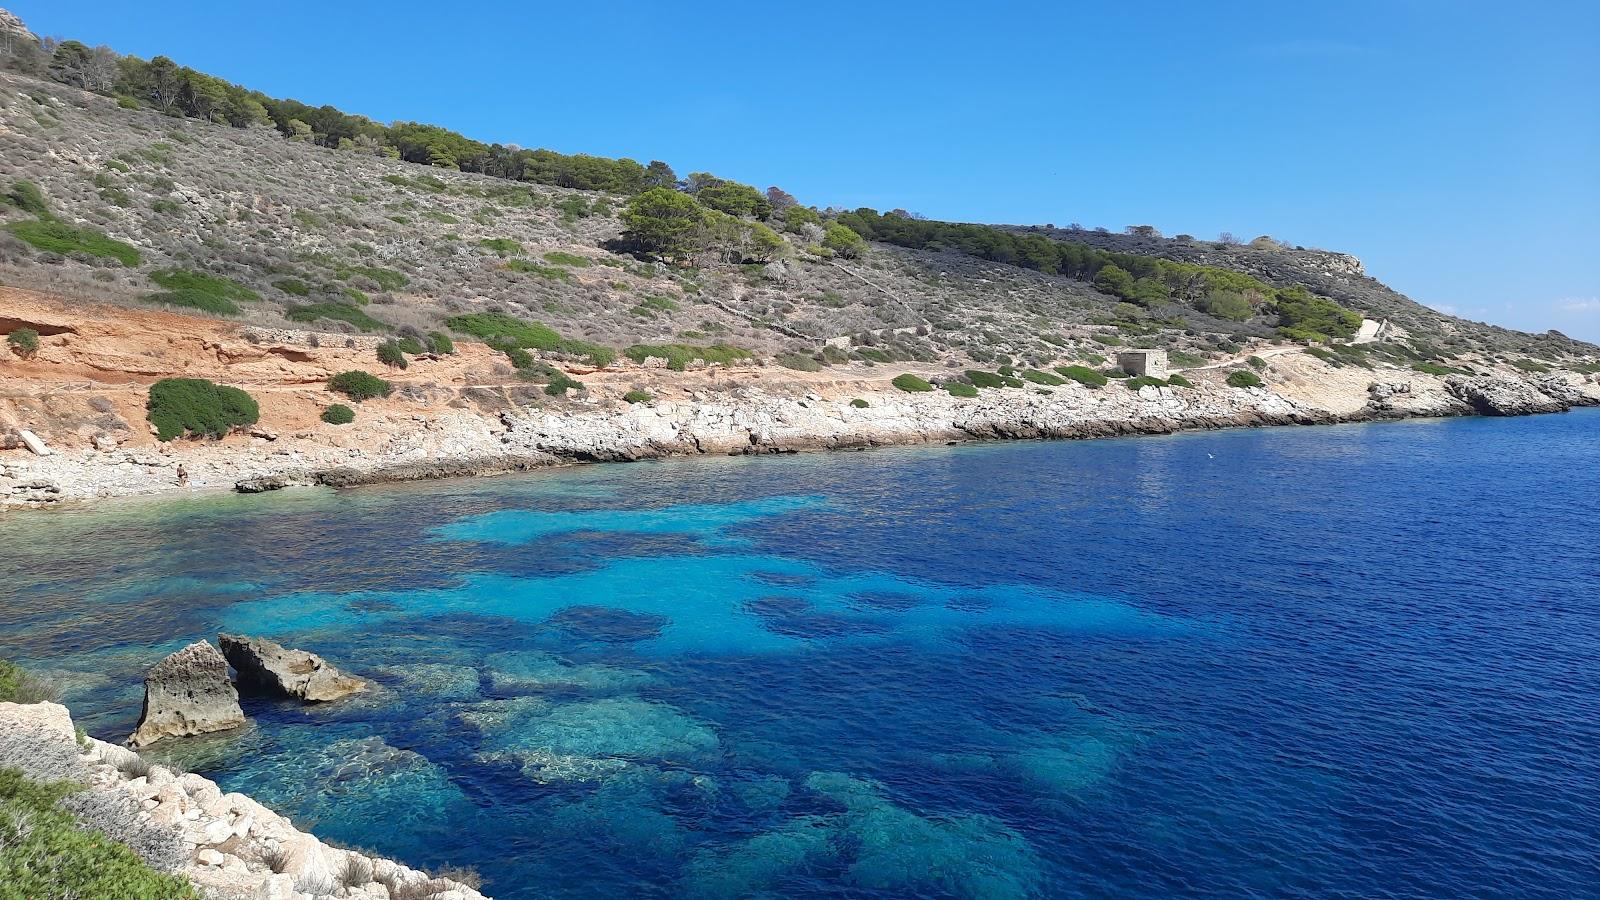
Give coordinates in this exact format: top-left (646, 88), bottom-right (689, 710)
top-left (1, 699), bottom-right (490, 900)
top-left (3, 368), bottom-right (1596, 509)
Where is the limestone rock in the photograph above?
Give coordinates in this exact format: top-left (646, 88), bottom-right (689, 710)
top-left (129, 641), bottom-right (246, 748)
top-left (1445, 375), bottom-right (1567, 416)
top-left (219, 634), bottom-right (366, 702)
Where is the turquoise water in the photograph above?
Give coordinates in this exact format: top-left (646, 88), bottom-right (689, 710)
top-left (3, 411), bottom-right (1599, 897)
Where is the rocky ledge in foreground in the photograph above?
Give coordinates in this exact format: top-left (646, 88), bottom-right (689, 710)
top-left (220, 634), bottom-right (368, 703)
top-left (0, 700), bottom-right (489, 900)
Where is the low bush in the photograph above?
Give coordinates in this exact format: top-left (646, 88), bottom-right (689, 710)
top-left (427, 332), bottom-right (455, 355)
top-left (623, 343), bottom-right (751, 371)
top-left (447, 313), bottom-right (614, 366)
top-left (335, 265), bottom-right (410, 291)
top-left (1091, 333), bottom-right (1123, 346)
top-left (623, 390), bottom-right (652, 404)
top-left (504, 259), bottom-right (572, 281)
top-left (377, 340), bottom-right (408, 369)
top-left (1021, 369), bottom-right (1065, 386)
top-left (966, 370), bottom-right (1022, 388)
top-left (321, 403), bottom-right (355, 425)
top-left (1125, 376), bottom-right (1168, 389)
top-left (1168, 350), bottom-right (1207, 367)
top-left (891, 373), bottom-right (933, 392)
top-left (1411, 362), bottom-right (1457, 376)
top-left (480, 237), bottom-right (523, 256)
top-left (7, 328), bottom-right (40, 359)
top-left (273, 278), bottom-right (313, 297)
top-left (1227, 370), bottom-right (1263, 388)
top-left (1056, 365), bottom-right (1108, 388)
top-left (6, 219), bottom-right (140, 266)
top-left (629, 295), bottom-right (678, 317)
top-left (543, 371), bottom-right (585, 396)
top-left (150, 268), bottom-right (260, 304)
top-left (329, 371), bottom-right (392, 401)
top-left (1166, 374), bottom-right (1194, 388)
top-left (946, 382), bottom-right (978, 397)
top-left (285, 303), bottom-right (388, 332)
top-left (147, 378), bottom-right (259, 441)
top-left (5, 180), bottom-right (50, 217)
top-left (1247, 355), bottom-right (1268, 370)
top-left (1512, 358), bottom-right (1551, 373)
top-left (395, 336), bottom-right (425, 355)
top-left (849, 398), bottom-right (870, 408)
top-left (776, 352), bottom-right (822, 371)
top-left (141, 289), bottom-right (241, 315)
top-left (0, 768), bottom-right (198, 899)
top-left (543, 251), bottom-right (591, 267)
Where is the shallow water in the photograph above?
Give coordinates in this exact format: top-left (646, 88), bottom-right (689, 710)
top-left (4, 411), bottom-right (1599, 898)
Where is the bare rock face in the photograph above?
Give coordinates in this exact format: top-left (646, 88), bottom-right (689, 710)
top-left (1445, 375), bottom-right (1566, 417)
top-left (0, 8), bottom-right (37, 46)
top-left (129, 641), bottom-right (246, 748)
top-left (219, 634), bottom-right (366, 702)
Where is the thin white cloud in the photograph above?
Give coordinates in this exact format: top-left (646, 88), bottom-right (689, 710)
top-left (1559, 298), bottom-right (1600, 313)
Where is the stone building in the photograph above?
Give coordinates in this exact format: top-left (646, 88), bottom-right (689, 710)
top-left (1117, 349), bottom-right (1169, 378)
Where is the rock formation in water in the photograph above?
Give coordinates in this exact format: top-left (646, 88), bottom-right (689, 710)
top-left (219, 634), bottom-right (367, 702)
top-left (128, 640), bottom-right (246, 748)
top-left (1445, 375), bottom-right (1569, 416)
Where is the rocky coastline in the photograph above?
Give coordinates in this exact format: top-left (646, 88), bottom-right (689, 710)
top-left (3, 367), bottom-right (1597, 509)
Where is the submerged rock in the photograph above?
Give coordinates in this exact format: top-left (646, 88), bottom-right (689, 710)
top-left (219, 634), bottom-right (366, 702)
top-left (128, 641), bottom-right (246, 748)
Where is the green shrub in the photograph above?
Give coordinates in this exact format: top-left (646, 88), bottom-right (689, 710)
top-left (1056, 365), bottom-right (1109, 388)
top-left (965, 370), bottom-right (1022, 388)
top-left (6, 180), bottom-right (50, 217)
top-left (0, 768), bottom-right (198, 898)
top-left (543, 251), bottom-right (591, 267)
top-left (328, 370), bottom-right (391, 401)
top-left (395, 336), bottom-right (425, 355)
top-left (1021, 369), bottom-right (1065, 386)
top-left (335, 265), bottom-right (410, 291)
top-left (7, 328), bottom-right (40, 359)
top-left (480, 237), bottom-right (523, 256)
top-left (1512, 358), bottom-right (1552, 373)
top-left (622, 343), bottom-right (751, 371)
top-left (1125, 376), bottom-right (1168, 389)
top-left (147, 378), bottom-right (259, 441)
top-left (427, 331), bottom-right (455, 355)
top-left (5, 220), bottom-right (140, 266)
top-left (447, 313), bottom-right (614, 366)
top-left (273, 277), bottom-right (312, 296)
top-left (623, 390), bottom-right (652, 404)
top-left (0, 660), bottom-right (56, 703)
top-left (377, 340), bottom-right (408, 369)
top-left (1091, 333), bottom-right (1123, 346)
top-left (850, 398), bottom-right (870, 408)
top-left (629, 295), bottom-right (678, 317)
top-left (1227, 370), bottom-right (1263, 388)
top-left (1248, 355), bottom-right (1268, 370)
top-left (892, 373), bottom-right (933, 392)
top-left (321, 403), bottom-right (355, 425)
top-left (1168, 350), bottom-right (1206, 368)
top-left (116, 94), bottom-right (141, 109)
top-left (499, 344), bottom-right (535, 370)
top-left (776, 352), bottom-right (822, 371)
top-left (284, 303), bottom-right (387, 332)
top-left (1410, 362), bottom-right (1457, 376)
top-left (946, 382), bottom-right (978, 398)
top-left (1166, 374), bottom-right (1194, 388)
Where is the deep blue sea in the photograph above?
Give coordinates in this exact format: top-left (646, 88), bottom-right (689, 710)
top-left (3, 411), bottom-right (1599, 898)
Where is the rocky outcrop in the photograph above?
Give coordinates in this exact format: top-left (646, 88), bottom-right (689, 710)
top-left (219, 634), bottom-right (366, 702)
top-left (128, 641), bottom-right (246, 749)
top-left (1532, 374), bottom-right (1600, 408)
top-left (1445, 375), bottom-right (1568, 416)
top-left (0, 701), bottom-right (489, 900)
top-left (0, 8), bottom-right (37, 47)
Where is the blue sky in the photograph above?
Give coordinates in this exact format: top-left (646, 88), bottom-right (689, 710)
top-left (16, 1), bottom-right (1600, 340)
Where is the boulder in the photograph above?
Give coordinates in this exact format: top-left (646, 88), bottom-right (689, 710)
top-left (219, 634), bottom-right (366, 702)
top-left (129, 641), bottom-right (246, 748)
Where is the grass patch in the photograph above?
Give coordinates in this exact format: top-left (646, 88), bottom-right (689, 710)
top-left (891, 373), bottom-right (933, 392)
top-left (1021, 369), bottom-right (1065, 386)
top-left (1411, 362), bottom-right (1460, 376)
top-left (147, 377), bottom-right (259, 441)
top-left (335, 265), bottom-right (410, 291)
top-left (629, 295), bottom-right (678, 317)
top-left (505, 259), bottom-right (572, 281)
top-left (285, 303), bottom-right (388, 332)
top-left (1227, 370), bottom-right (1263, 388)
top-left (273, 277), bottom-right (313, 297)
top-left (480, 237), bottom-right (524, 256)
top-left (6, 219), bottom-right (140, 266)
top-left (1166, 374), bottom-right (1194, 388)
top-left (0, 659), bottom-right (56, 703)
top-left (776, 352), bottom-right (822, 371)
top-left (966, 370), bottom-right (1023, 389)
top-left (141, 289), bottom-right (241, 315)
top-left (1512, 358), bottom-right (1552, 373)
top-left (1091, 333), bottom-right (1124, 346)
top-left (946, 382), bottom-right (978, 397)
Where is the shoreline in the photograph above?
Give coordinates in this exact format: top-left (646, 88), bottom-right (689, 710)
top-left (6, 367), bottom-right (1597, 511)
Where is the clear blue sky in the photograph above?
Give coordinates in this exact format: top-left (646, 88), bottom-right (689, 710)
top-left (15, 0), bottom-right (1600, 341)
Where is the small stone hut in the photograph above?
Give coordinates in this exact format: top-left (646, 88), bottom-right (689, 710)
top-left (1117, 349), bottom-right (1169, 378)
